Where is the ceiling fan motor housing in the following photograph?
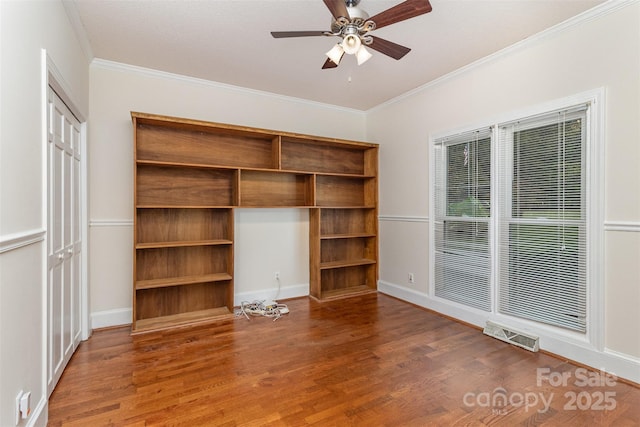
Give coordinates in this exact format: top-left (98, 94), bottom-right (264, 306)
top-left (330, 5), bottom-right (374, 37)
top-left (271, 0), bottom-right (433, 68)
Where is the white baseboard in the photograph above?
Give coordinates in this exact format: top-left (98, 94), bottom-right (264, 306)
top-left (234, 283), bottom-right (309, 306)
top-left (27, 395), bottom-right (47, 427)
top-left (89, 285), bottom-right (309, 330)
top-left (603, 348), bottom-right (640, 384)
top-left (377, 280), bottom-right (486, 327)
top-left (378, 280), bottom-right (640, 384)
top-left (90, 308), bottom-right (132, 329)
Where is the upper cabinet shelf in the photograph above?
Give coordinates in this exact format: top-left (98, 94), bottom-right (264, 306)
top-left (238, 170), bottom-right (314, 207)
top-left (280, 137), bottom-right (376, 176)
top-left (136, 164), bottom-right (236, 207)
top-left (135, 121), bottom-right (278, 169)
top-left (133, 112), bottom-right (377, 177)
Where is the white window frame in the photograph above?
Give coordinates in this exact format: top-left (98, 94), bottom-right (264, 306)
top-left (429, 88), bottom-right (605, 351)
top-left (432, 130), bottom-right (493, 313)
top-left (498, 106), bottom-right (589, 332)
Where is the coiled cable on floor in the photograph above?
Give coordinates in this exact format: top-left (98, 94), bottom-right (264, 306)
top-left (235, 300), bottom-right (290, 321)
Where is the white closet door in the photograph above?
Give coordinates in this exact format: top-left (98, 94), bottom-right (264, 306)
top-left (47, 87), bottom-right (82, 396)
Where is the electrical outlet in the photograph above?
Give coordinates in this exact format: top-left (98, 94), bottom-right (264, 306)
top-left (20, 391), bottom-right (31, 419)
top-left (274, 271), bottom-right (280, 280)
top-left (408, 273), bottom-right (415, 284)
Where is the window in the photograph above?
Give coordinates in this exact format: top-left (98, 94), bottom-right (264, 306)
top-left (433, 130), bottom-right (492, 311)
top-left (432, 102), bottom-right (592, 333)
top-left (498, 107), bottom-right (587, 332)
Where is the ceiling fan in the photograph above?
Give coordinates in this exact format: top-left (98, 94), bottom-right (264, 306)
top-left (271, 0), bottom-right (432, 69)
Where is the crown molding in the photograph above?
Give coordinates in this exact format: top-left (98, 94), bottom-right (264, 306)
top-left (91, 58), bottom-right (365, 116)
top-left (367, 0), bottom-right (638, 113)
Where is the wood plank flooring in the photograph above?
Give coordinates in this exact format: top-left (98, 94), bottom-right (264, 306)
top-left (48, 293), bottom-right (639, 426)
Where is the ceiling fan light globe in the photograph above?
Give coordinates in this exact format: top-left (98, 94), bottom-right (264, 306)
top-left (326, 44), bottom-right (344, 65)
top-left (342, 34), bottom-right (361, 55)
top-left (356, 45), bottom-right (372, 65)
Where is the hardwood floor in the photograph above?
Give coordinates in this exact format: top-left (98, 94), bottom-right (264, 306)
top-left (48, 293), bottom-right (639, 426)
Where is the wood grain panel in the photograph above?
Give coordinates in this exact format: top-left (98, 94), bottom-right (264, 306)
top-left (363, 148), bottom-right (378, 176)
top-left (135, 246), bottom-right (231, 281)
top-left (136, 123), bottom-right (275, 169)
top-left (320, 208), bottom-right (376, 235)
top-left (320, 264), bottom-right (376, 294)
top-left (136, 165), bottom-right (234, 206)
top-left (135, 307), bottom-right (232, 331)
top-left (135, 273), bottom-right (232, 290)
top-left (316, 176), bottom-right (369, 207)
top-left (309, 208), bottom-right (322, 300)
top-left (239, 170), bottom-right (313, 207)
top-left (136, 208), bottom-right (231, 244)
top-left (281, 139), bottom-right (366, 174)
top-left (135, 281), bottom-right (230, 320)
top-left (320, 237), bottom-right (376, 264)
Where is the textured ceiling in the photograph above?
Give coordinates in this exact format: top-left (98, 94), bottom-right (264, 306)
top-left (69, 0), bottom-right (606, 110)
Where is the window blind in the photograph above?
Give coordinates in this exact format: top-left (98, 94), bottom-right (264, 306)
top-left (434, 129), bottom-right (492, 311)
top-left (497, 105), bottom-right (588, 332)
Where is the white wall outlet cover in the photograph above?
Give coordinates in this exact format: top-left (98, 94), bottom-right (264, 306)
top-left (15, 390), bottom-right (23, 425)
top-left (19, 391), bottom-right (31, 419)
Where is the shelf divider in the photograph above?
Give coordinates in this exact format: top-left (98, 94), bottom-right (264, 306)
top-left (136, 273), bottom-right (233, 290)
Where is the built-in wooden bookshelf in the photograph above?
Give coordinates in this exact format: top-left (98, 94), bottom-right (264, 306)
top-left (132, 112), bottom-right (378, 333)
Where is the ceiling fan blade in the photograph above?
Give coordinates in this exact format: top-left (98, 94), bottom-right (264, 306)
top-left (322, 58), bottom-right (339, 69)
top-left (323, 0), bottom-right (350, 20)
top-left (368, 0), bottom-right (432, 30)
top-left (271, 31), bottom-right (328, 38)
top-left (367, 36), bottom-right (411, 60)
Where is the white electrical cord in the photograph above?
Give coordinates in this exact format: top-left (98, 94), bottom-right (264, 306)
top-left (235, 300), bottom-right (290, 322)
top-left (235, 275), bottom-right (289, 321)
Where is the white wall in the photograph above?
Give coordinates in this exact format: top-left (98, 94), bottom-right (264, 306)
top-left (368, 2), bottom-right (640, 382)
top-left (3, 3), bottom-right (637, 424)
top-left (234, 209), bottom-right (310, 304)
top-left (88, 61), bottom-right (366, 327)
top-left (0, 1), bottom-right (90, 426)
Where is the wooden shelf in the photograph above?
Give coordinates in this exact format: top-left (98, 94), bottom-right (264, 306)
top-left (315, 205), bottom-right (376, 209)
top-left (316, 262), bottom-right (377, 300)
top-left (136, 273), bottom-right (233, 290)
top-left (133, 307), bottom-right (234, 334)
top-left (321, 233), bottom-right (377, 240)
top-left (281, 137), bottom-right (370, 175)
top-left (138, 159), bottom-right (375, 179)
top-left (135, 120), bottom-right (277, 169)
top-left (320, 208), bottom-right (377, 236)
top-left (315, 175), bottom-right (375, 207)
top-left (137, 205), bottom-right (236, 209)
top-left (313, 285), bottom-right (377, 301)
top-left (137, 159), bottom-right (237, 171)
top-left (136, 165), bottom-right (235, 207)
top-left (136, 239), bottom-right (232, 249)
top-left (132, 111), bottom-right (378, 332)
top-left (239, 170), bottom-right (314, 207)
top-left (320, 259), bottom-right (377, 270)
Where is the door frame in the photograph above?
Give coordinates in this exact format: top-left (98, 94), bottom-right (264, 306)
top-left (41, 50), bottom-right (90, 395)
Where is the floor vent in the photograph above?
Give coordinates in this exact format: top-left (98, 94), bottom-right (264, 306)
top-left (483, 321), bottom-right (539, 352)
